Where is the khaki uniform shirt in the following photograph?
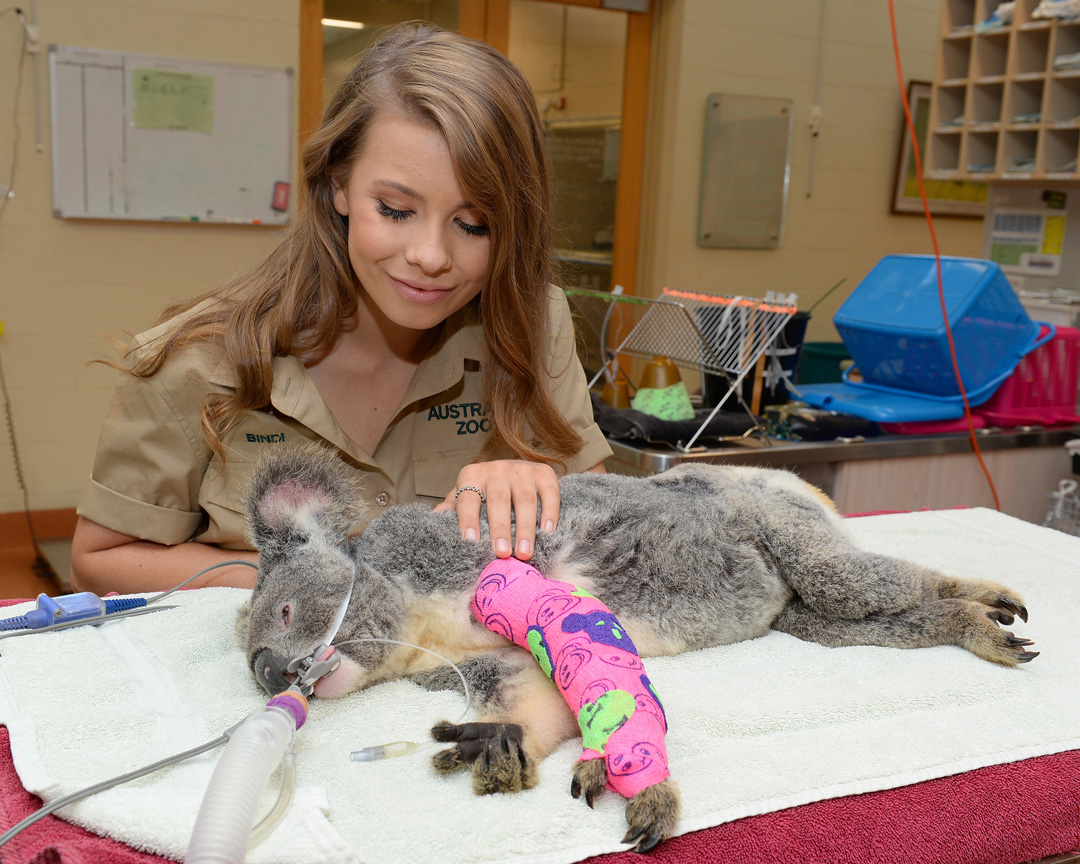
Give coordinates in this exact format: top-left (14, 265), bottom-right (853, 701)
top-left (77, 286), bottom-right (612, 550)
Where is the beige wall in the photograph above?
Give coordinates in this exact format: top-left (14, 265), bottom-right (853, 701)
top-left (638, 0), bottom-right (984, 342)
top-left (0, 0), bottom-right (985, 515)
top-left (0, 0), bottom-right (296, 513)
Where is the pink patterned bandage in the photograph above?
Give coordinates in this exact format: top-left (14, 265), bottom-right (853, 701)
top-left (471, 557), bottom-right (670, 799)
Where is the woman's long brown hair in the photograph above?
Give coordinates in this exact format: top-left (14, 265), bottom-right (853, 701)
top-left (125, 23), bottom-right (584, 468)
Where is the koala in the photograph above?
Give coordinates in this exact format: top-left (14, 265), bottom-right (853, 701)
top-left (237, 444), bottom-right (1036, 853)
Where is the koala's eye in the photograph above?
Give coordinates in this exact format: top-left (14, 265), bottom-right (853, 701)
top-left (280, 604), bottom-right (292, 629)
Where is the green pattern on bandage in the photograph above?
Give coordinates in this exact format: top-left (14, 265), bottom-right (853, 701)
top-left (578, 689), bottom-right (636, 753)
top-left (526, 626), bottom-right (554, 679)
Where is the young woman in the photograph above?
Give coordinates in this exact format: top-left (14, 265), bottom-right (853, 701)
top-left (70, 23), bottom-right (611, 594)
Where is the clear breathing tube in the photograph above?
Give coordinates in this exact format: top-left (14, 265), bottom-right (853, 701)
top-left (185, 692), bottom-right (307, 864)
top-left (183, 637), bottom-right (472, 861)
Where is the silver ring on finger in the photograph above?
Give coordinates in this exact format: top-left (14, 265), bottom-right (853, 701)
top-left (454, 485), bottom-right (486, 504)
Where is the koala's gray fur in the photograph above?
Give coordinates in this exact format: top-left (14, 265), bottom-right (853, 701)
top-left (239, 443), bottom-right (1036, 852)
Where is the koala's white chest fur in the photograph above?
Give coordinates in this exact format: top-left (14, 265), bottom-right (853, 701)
top-left (398, 591), bottom-right (509, 671)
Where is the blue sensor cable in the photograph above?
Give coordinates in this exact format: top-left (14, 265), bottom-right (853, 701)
top-left (0, 592), bottom-right (146, 632)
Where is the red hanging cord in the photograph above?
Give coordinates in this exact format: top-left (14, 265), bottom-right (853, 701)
top-left (886, 0), bottom-right (1001, 511)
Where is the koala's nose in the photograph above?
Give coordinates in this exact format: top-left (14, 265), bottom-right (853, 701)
top-left (252, 647), bottom-right (294, 694)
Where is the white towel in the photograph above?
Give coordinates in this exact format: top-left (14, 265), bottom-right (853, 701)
top-left (0, 508), bottom-right (1078, 864)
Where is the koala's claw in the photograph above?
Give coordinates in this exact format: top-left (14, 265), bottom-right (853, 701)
top-left (571, 758), bottom-right (607, 809)
top-left (621, 780), bottom-right (680, 854)
top-left (430, 721), bottom-right (536, 794)
top-left (995, 596), bottom-right (1028, 623)
top-left (622, 824), bottom-right (664, 854)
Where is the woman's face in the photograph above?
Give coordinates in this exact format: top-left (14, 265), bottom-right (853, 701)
top-left (332, 109), bottom-right (492, 336)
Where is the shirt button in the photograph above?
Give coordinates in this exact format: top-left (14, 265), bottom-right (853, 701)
top-left (375, 492), bottom-right (391, 507)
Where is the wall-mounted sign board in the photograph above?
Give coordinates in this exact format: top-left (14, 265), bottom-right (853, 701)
top-left (49, 45), bottom-right (293, 224)
top-left (698, 93), bottom-right (793, 249)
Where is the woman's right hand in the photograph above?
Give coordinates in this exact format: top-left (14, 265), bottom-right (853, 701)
top-left (432, 460), bottom-right (561, 561)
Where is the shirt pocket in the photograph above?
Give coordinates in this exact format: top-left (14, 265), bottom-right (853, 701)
top-left (411, 449), bottom-right (479, 502)
top-left (197, 458), bottom-right (256, 549)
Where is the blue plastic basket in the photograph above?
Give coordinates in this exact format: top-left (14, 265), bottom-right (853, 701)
top-left (795, 320), bottom-right (1053, 423)
top-left (834, 255), bottom-right (1037, 397)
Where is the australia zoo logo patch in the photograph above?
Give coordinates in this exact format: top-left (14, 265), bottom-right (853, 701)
top-left (427, 401), bottom-right (491, 435)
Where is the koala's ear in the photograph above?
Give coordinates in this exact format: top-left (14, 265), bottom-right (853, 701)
top-left (243, 443), bottom-right (366, 550)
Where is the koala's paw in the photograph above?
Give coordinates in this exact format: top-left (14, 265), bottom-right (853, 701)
top-left (570, 757), bottom-right (607, 808)
top-left (622, 779), bottom-right (681, 853)
top-left (430, 721), bottom-right (538, 794)
top-left (949, 599), bottom-right (1037, 666)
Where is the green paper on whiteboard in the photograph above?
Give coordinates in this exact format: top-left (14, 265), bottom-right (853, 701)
top-left (132, 69), bottom-right (214, 134)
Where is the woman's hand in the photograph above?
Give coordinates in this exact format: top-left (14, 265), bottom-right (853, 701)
top-left (433, 460), bottom-right (560, 560)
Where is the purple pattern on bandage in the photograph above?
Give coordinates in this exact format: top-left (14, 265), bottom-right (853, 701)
top-left (562, 610), bottom-right (638, 654)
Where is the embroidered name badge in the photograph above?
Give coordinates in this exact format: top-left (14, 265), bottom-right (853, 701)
top-left (426, 402), bottom-right (491, 436)
top-left (245, 433), bottom-right (287, 443)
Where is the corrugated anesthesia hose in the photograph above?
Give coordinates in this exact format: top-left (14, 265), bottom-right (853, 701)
top-left (185, 690), bottom-right (308, 864)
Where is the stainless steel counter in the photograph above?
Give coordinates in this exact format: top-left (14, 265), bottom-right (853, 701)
top-left (605, 427), bottom-right (1079, 475)
top-left (605, 426), bottom-right (1078, 522)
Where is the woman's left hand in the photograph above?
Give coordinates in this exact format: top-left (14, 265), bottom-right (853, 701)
top-left (434, 460), bottom-right (561, 561)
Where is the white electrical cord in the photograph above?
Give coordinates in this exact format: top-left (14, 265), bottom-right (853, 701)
top-left (146, 558), bottom-right (260, 605)
top-left (0, 6), bottom-right (32, 222)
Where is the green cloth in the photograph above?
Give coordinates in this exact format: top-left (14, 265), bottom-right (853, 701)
top-left (631, 382), bottom-right (695, 421)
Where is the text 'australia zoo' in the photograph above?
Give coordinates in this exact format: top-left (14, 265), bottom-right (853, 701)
top-left (427, 402), bottom-right (491, 435)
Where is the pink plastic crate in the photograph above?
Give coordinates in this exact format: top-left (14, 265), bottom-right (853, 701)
top-left (879, 325), bottom-right (1080, 434)
top-left (977, 325), bottom-right (1080, 427)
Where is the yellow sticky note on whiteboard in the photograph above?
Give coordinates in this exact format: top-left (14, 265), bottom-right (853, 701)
top-left (1042, 215), bottom-right (1066, 255)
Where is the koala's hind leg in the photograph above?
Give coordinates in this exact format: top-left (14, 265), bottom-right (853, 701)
top-left (774, 523), bottom-right (1029, 628)
top-left (778, 542), bottom-right (945, 620)
top-left (773, 591), bottom-right (1038, 666)
top-left (429, 651), bottom-right (578, 795)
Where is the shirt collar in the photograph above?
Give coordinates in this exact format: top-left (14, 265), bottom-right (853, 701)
top-left (398, 300), bottom-right (483, 406)
top-left (203, 301), bottom-right (484, 445)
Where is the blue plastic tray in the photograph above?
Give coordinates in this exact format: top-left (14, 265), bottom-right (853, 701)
top-left (796, 382), bottom-right (976, 423)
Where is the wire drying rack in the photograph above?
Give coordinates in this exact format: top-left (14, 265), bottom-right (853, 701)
top-left (566, 287), bottom-right (798, 451)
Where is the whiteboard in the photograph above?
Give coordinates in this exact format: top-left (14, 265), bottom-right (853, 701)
top-left (49, 45), bottom-right (293, 224)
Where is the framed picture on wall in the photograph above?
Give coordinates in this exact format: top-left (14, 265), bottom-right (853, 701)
top-left (891, 80), bottom-right (988, 217)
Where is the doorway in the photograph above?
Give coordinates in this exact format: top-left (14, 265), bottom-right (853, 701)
top-left (298, 0), bottom-right (652, 293)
